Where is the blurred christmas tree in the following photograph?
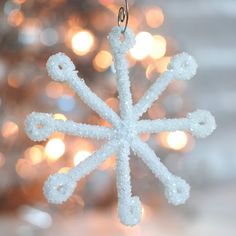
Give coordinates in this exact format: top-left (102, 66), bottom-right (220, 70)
top-left (0, 0), bottom-right (195, 212)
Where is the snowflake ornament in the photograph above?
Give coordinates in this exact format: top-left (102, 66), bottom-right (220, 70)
top-left (25, 26), bottom-right (216, 226)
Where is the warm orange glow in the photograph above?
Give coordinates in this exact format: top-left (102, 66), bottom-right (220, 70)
top-left (13, 0), bottom-right (26, 4)
top-left (130, 32), bottom-right (154, 60)
top-left (145, 7), bottom-right (164, 28)
top-left (93, 50), bottom-right (113, 72)
top-left (98, 0), bottom-right (115, 5)
top-left (45, 82), bottom-right (64, 98)
top-left (140, 133), bottom-right (150, 142)
top-left (16, 158), bottom-right (35, 179)
top-left (146, 57), bottom-right (171, 80)
top-left (45, 138), bottom-right (65, 161)
top-left (1, 121), bottom-right (19, 138)
top-left (7, 74), bottom-right (23, 88)
top-left (156, 57), bottom-right (171, 73)
top-left (0, 153), bottom-right (6, 168)
top-left (167, 131), bottom-right (188, 150)
top-left (105, 97), bottom-right (119, 113)
top-left (72, 30), bottom-right (95, 56)
top-left (74, 150), bottom-right (91, 166)
top-left (24, 146), bottom-right (44, 165)
top-left (58, 167), bottom-right (71, 173)
top-left (148, 105), bottom-right (166, 119)
top-left (99, 155), bottom-right (116, 170)
top-left (8, 10), bottom-right (24, 27)
top-left (149, 35), bottom-right (166, 59)
top-left (145, 64), bottom-right (156, 80)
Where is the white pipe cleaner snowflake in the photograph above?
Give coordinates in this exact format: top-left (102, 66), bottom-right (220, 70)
top-left (25, 26), bottom-right (216, 226)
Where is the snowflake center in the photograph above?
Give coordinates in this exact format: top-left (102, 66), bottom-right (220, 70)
top-left (114, 120), bottom-right (137, 142)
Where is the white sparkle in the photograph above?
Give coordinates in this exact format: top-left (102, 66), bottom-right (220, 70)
top-left (25, 26), bottom-right (216, 226)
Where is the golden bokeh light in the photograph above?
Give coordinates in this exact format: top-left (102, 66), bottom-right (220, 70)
top-left (145, 57), bottom-right (171, 80)
top-left (130, 32), bottom-right (154, 60)
top-left (167, 131), bottom-right (188, 150)
top-left (8, 10), bottom-right (24, 27)
top-left (58, 167), bottom-right (71, 173)
top-left (1, 121), bottom-right (19, 138)
top-left (93, 50), bottom-right (113, 72)
top-left (45, 138), bottom-right (65, 161)
top-left (53, 113), bottom-right (67, 121)
top-left (145, 7), bottom-right (164, 28)
top-left (74, 150), bottom-right (91, 166)
top-left (72, 30), bottom-right (95, 56)
top-left (156, 56), bottom-right (171, 73)
top-left (24, 145), bottom-right (44, 165)
top-left (149, 35), bottom-right (167, 59)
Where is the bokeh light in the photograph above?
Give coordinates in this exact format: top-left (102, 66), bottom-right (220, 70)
top-left (58, 167), bottom-right (70, 173)
top-left (7, 10), bottom-right (24, 27)
top-left (149, 35), bottom-right (167, 59)
top-left (53, 113), bottom-right (67, 121)
top-left (15, 158), bottom-right (36, 179)
top-left (156, 56), bottom-right (171, 73)
top-left (1, 121), bottom-right (19, 138)
top-left (130, 32), bottom-right (154, 60)
top-left (72, 30), bottom-right (95, 56)
top-left (40, 28), bottom-right (59, 46)
top-left (13, 0), bottom-right (26, 4)
top-left (145, 7), bottom-right (164, 28)
top-left (24, 145), bottom-right (44, 165)
top-left (18, 19), bottom-right (41, 45)
top-left (45, 138), bottom-right (65, 161)
top-left (167, 131), bottom-right (188, 150)
top-left (93, 50), bottom-right (113, 72)
top-left (74, 150), bottom-right (92, 166)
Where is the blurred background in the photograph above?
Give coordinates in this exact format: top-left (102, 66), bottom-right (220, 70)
top-left (0, 0), bottom-right (235, 235)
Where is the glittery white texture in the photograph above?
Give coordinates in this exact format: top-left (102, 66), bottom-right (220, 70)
top-left (188, 110), bottom-right (216, 138)
top-left (25, 112), bottom-right (55, 141)
top-left (25, 26), bottom-right (216, 226)
top-left (168, 52), bottom-right (198, 81)
top-left (46, 52), bottom-right (76, 82)
top-left (164, 176), bottom-right (190, 206)
top-left (43, 173), bottom-right (76, 204)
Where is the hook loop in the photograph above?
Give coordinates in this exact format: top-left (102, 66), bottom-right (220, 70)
top-left (118, 0), bottom-right (129, 33)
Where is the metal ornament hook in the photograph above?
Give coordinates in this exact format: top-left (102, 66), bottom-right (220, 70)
top-left (118, 0), bottom-right (129, 34)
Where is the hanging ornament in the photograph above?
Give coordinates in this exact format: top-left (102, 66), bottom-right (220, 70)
top-left (24, 0), bottom-right (216, 227)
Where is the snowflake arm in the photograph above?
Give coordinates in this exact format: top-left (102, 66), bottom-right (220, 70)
top-left (44, 139), bottom-right (118, 204)
top-left (109, 27), bottom-right (142, 226)
top-left (116, 141), bottom-right (142, 226)
top-left (131, 138), bottom-right (190, 205)
top-left (133, 53), bottom-right (198, 120)
top-left (137, 110), bottom-right (216, 138)
top-left (25, 112), bottom-right (113, 141)
top-left (108, 27), bottom-right (135, 119)
top-left (47, 53), bottom-right (120, 126)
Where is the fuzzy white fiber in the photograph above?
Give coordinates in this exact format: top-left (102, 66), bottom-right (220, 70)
top-left (25, 26), bottom-right (216, 226)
